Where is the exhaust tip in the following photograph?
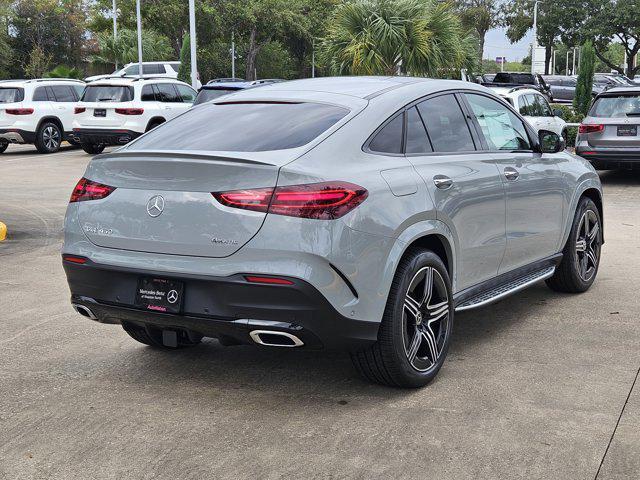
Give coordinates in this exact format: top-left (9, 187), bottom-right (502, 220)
top-left (249, 330), bottom-right (304, 348)
top-left (72, 304), bottom-right (97, 321)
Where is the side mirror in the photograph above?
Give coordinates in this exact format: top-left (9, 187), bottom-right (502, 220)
top-left (539, 129), bottom-right (565, 154)
top-left (553, 108), bottom-right (565, 119)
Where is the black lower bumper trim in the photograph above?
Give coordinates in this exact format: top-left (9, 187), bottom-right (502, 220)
top-left (0, 128), bottom-right (36, 144)
top-left (73, 128), bottom-right (141, 146)
top-left (577, 151), bottom-right (640, 169)
top-left (64, 259), bottom-right (379, 351)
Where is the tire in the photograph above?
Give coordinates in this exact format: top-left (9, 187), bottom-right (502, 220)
top-left (0, 141), bottom-right (8, 153)
top-left (122, 322), bottom-right (202, 349)
top-left (351, 249), bottom-right (454, 388)
top-left (146, 120), bottom-right (164, 132)
top-left (35, 122), bottom-right (62, 153)
top-left (81, 143), bottom-right (105, 155)
top-left (546, 196), bottom-right (602, 293)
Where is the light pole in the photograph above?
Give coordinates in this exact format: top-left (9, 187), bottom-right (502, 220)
top-left (530, 0), bottom-right (541, 75)
top-left (188, 0), bottom-right (198, 89)
top-left (566, 50), bottom-right (570, 75)
top-left (136, 0), bottom-right (143, 77)
top-left (231, 31), bottom-right (235, 79)
top-left (112, 0), bottom-right (118, 69)
top-left (311, 39), bottom-right (315, 78)
top-left (572, 47), bottom-right (577, 75)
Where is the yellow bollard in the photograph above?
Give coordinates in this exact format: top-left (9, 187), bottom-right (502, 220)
top-left (0, 222), bottom-right (6, 241)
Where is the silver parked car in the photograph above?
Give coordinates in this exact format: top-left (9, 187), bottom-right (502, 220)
top-left (63, 77), bottom-right (603, 388)
top-left (576, 86), bottom-right (640, 169)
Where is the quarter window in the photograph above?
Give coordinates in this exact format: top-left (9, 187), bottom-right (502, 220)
top-left (155, 83), bottom-right (181, 103)
top-left (417, 94), bottom-right (476, 152)
top-left (175, 84), bottom-right (196, 103)
top-left (368, 113), bottom-right (404, 154)
top-left (141, 84), bottom-right (156, 101)
top-left (464, 93), bottom-right (531, 151)
top-left (50, 85), bottom-right (76, 102)
top-left (405, 107), bottom-right (432, 154)
top-left (32, 86), bottom-right (49, 101)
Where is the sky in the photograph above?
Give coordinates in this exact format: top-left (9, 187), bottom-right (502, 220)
top-left (484, 27), bottom-right (534, 62)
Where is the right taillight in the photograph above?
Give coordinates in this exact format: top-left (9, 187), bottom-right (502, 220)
top-left (70, 177), bottom-right (116, 203)
top-left (578, 124), bottom-right (605, 134)
top-left (74, 107), bottom-right (86, 114)
top-left (213, 182), bottom-right (368, 220)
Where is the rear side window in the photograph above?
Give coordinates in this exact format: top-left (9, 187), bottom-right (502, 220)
top-left (194, 88), bottom-right (240, 105)
top-left (50, 85), bottom-right (76, 102)
top-left (128, 102), bottom-right (349, 152)
top-left (33, 86), bottom-right (49, 101)
top-left (590, 95), bottom-right (640, 118)
top-left (368, 114), bottom-right (404, 154)
top-left (417, 94), bottom-right (476, 152)
top-left (0, 87), bottom-right (24, 103)
top-left (405, 107), bottom-right (432, 154)
top-left (82, 85), bottom-right (133, 102)
top-left (141, 85), bottom-right (156, 101)
top-left (155, 84), bottom-right (181, 102)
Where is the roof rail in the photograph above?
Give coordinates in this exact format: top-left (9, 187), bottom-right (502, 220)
top-left (25, 78), bottom-right (85, 83)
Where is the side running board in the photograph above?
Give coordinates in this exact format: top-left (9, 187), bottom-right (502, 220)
top-left (455, 266), bottom-right (556, 312)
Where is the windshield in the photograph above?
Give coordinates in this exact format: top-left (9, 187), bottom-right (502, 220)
top-left (494, 73), bottom-right (534, 84)
top-left (82, 85), bottom-right (133, 102)
top-left (590, 95), bottom-right (640, 117)
top-left (128, 101), bottom-right (349, 152)
top-left (0, 87), bottom-right (24, 103)
top-left (193, 88), bottom-right (240, 105)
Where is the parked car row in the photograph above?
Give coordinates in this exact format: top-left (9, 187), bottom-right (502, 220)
top-left (543, 73), bottom-right (635, 103)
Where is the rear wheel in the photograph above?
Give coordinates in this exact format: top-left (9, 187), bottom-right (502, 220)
top-left (0, 140), bottom-right (8, 153)
top-left (351, 249), bottom-right (453, 388)
top-left (35, 122), bottom-right (62, 153)
top-left (122, 322), bottom-right (202, 349)
top-left (81, 142), bottom-right (105, 155)
top-left (547, 196), bottom-right (602, 293)
top-left (146, 119), bottom-right (164, 132)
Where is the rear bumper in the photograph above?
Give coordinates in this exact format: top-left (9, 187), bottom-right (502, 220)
top-left (0, 129), bottom-right (35, 144)
top-left (73, 128), bottom-right (141, 146)
top-left (576, 148), bottom-right (640, 169)
top-left (63, 257), bottom-right (379, 351)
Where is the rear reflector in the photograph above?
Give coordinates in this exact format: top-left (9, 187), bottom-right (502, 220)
top-left (70, 177), bottom-right (116, 203)
top-left (213, 182), bottom-right (368, 220)
top-left (63, 255), bottom-right (87, 264)
top-left (578, 124), bottom-right (604, 134)
top-left (245, 276), bottom-right (294, 285)
top-left (115, 108), bottom-right (144, 115)
top-left (6, 108), bottom-right (33, 115)
top-left (74, 107), bottom-right (86, 114)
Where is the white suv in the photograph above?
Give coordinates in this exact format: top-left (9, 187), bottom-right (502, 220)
top-left (85, 62), bottom-right (181, 82)
top-left (0, 79), bottom-right (85, 153)
top-left (73, 78), bottom-right (197, 154)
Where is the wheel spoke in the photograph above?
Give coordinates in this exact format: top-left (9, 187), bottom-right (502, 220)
top-left (421, 326), bottom-right (439, 363)
top-left (406, 328), bottom-right (422, 363)
top-left (575, 239), bottom-right (587, 252)
top-left (587, 249), bottom-right (598, 269)
top-left (588, 221), bottom-right (600, 243)
top-left (404, 294), bottom-right (421, 320)
top-left (420, 267), bottom-right (433, 305)
top-left (426, 300), bottom-right (449, 322)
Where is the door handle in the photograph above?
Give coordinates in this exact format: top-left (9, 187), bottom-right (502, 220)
top-left (504, 167), bottom-right (519, 181)
top-left (433, 175), bottom-right (453, 190)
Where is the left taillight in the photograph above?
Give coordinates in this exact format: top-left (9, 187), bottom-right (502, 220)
top-left (70, 177), bottom-right (116, 203)
top-left (6, 108), bottom-right (33, 115)
top-left (213, 181), bottom-right (368, 220)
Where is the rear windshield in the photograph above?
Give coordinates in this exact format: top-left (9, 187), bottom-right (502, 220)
top-left (128, 101), bottom-right (349, 152)
top-left (193, 88), bottom-right (240, 105)
top-left (590, 95), bottom-right (640, 117)
top-left (82, 85), bottom-right (133, 102)
top-left (0, 87), bottom-right (24, 103)
top-left (494, 73), bottom-right (535, 84)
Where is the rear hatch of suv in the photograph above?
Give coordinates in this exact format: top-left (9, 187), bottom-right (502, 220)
top-left (582, 92), bottom-right (640, 148)
top-left (76, 84), bottom-right (136, 128)
top-left (0, 86), bottom-right (26, 128)
top-left (75, 99), bottom-right (353, 257)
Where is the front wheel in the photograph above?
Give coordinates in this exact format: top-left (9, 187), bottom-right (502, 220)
top-left (351, 249), bottom-right (453, 388)
top-left (35, 122), bottom-right (62, 153)
top-left (81, 142), bottom-right (105, 155)
top-left (547, 196), bottom-right (602, 293)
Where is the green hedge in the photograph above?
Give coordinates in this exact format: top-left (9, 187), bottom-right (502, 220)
top-left (551, 103), bottom-right (584, 148)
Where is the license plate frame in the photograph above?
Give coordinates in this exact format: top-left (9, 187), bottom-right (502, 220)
top-left (93, 109), bottom-right (106, 118)
top-left (617, 125), bottom-right (637, 136)
top-left (134, 277), bottom-right (184, 314)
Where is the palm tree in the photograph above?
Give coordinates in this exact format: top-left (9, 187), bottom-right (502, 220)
top-left (320, 0), bottom-right (478, 77)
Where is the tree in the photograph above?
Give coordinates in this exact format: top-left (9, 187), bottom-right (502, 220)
top-left (320, 0), bottom-right (478, 77)
top-left (23, 45), bottom-right (52, 79)
top-left (93, 29), bottom-right (172, 67)
top-left (45, 65), bottom-right (83, 79)
top-left (453, 0), bottom-right (500, 63)
top-left (178, 34), bottom-right (191, 83)
top-left (573, 41), bottom-right (595, 116)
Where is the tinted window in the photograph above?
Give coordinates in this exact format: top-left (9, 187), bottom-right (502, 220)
top-left (0, 88), bottom-right (24, 103)
top-left (175, 84), bottom-right (196, 103)
top-left (494, 73), bottom-right (535, 84)
top-left (82, 85), bottom-right (133, 102)
top-left (141, 85), bottom-right (156, 101)
top-left (563, 78), bottom-right (577, 87)
top-left (128, 102), bottom-right (349, 152)
top-left (194, 88), bottom-right (241, 105)
top-left (590, 95), bottom-right (640, 117)
top-left (155, 83), bottom-right (180, 102)
top-left (72, 85), bottom-right (84, 99)
top-left (369, 114), bottom-right (404, 154)
top-left (518, 95), bottom-right (532, 116)
top-left (32, 86), bottom-right (49, 101)
top-left (417, 95), bottom-right (476, 152)
top-left (464, 93), bottom-right (531, 151)
top-left (50, 85), bottom-right (76, 102)
top-left (528, 94), bottom-right (552, 116)
top-left (405, 107), bottom-right (432, 154)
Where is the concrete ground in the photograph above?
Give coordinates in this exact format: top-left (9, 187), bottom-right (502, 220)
top-left (0, 144), bottom-right (638, 480)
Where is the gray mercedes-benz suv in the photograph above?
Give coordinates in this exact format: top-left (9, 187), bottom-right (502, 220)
top-left (576, 86), bottom-right (640, 169)
top-left (63, 77), bottom-right (603, 388)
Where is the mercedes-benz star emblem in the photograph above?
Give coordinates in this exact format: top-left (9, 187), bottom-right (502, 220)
top-left (146, 195), bottom-right (165, 217)
top-left (167, 290), bottom-right (179, 304)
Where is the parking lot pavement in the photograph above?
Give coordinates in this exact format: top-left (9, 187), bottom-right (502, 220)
top-left (0, 145), bottom-right (638, 480)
